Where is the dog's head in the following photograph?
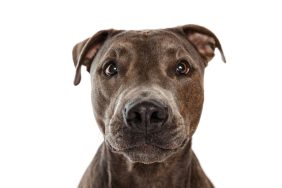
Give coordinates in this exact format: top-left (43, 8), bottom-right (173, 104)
top-left (72, 25), bottom-right (225, 164)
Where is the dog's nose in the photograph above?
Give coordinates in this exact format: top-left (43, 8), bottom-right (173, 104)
top-left (124, 100), bottom-right (168, 133)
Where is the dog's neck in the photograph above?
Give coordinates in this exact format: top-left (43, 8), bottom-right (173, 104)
top-left (100, 140), bottom-right (213, 188)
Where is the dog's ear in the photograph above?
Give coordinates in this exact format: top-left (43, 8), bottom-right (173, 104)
top-left (72, 29), bottom-right (120, 86)
top-left (178, 24), bottom-right (226, 64)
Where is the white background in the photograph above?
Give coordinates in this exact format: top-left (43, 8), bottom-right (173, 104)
top-left (0, 0), bottom-right (281, 187)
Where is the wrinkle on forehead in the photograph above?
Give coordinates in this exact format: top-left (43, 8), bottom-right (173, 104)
top-left (111, 31), bottom-right (184, 56)
top-left (100, 41), bottom-right (134, 62)
top-left (108, 42), bottom-right (133, 54)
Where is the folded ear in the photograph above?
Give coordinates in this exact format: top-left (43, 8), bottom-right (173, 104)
top-left (180, 24), bottom-right (226, 64)
top-left (72, 29), bottom-right (118, 86)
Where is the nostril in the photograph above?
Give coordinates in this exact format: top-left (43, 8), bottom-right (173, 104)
top-left (151, 112), bottom-right (162, 123)
top-left (125, 110), bottom-right (142, 124)
top-left (127, 111), bottom-right (142, 124)
top-left (150, 109), bottom-right (167, 123)
top-left (151, 112), bottom-right (159, 122)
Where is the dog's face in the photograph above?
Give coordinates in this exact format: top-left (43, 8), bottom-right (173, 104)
top-left (73, 25), bottom-right (225, 164)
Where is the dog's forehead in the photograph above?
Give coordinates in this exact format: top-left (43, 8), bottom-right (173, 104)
top-left (111, 30), bottom-right (183, 50)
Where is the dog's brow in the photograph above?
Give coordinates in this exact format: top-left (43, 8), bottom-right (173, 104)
top-left (164, 47), bottom-right (178, 54)
top-left (108, 44), bottom-right (131, 58)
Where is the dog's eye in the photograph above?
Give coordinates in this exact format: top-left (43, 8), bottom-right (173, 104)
top-left (104, 61), bottom-right (118, 77)
top-left (176, 60), bottom-right (191, 75)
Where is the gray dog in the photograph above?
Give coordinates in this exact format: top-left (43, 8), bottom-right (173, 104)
top-left (72, 24), bottom-right (225, 188)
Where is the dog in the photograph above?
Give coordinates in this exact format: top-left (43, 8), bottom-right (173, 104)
top-left (72, 24), bottom-right (225, 188)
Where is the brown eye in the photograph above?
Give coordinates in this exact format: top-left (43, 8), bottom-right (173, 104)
top-left (176, 60), bottom-right (191, 75)
top-left (104, 61), bottom-right (118, 76)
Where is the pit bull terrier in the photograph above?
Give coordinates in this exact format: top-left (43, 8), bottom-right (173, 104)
top-left (72, 24), bottom-right (226, 188)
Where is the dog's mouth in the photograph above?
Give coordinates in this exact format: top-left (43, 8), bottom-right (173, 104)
top-left (106, 138), bottom-right (189, 164)
top-left (105, 107), bottom-right (189, 164)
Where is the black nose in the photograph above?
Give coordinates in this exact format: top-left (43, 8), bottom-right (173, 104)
top-left (123, 100), bottom-right (168, 133)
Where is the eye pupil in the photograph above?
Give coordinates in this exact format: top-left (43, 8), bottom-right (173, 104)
top-left (109, 64), bottom-right (117, 72)
top-left (177, 64), bottom-right (185, 72)
top-left (105, 61), bottom-right (118, 76)
top-left (176, 60), bottom-right (190, 75)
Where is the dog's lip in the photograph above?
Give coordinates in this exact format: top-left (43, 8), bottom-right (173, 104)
top-left (106, 138), bottom-right (188, 153)
top-left (125, 139), bottom-right (188, 152)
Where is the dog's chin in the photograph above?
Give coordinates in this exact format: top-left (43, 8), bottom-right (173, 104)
top-left (106, 137), bottom-right (189, 164)
top-left (121, 144), bottom-right (178, 164)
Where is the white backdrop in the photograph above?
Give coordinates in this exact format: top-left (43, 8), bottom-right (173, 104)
top-left (0, 0), bottom-right (282, 187)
